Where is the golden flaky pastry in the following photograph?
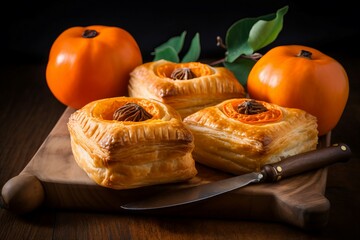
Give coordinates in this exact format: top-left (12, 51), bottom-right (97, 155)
top-left (183, 98), bottom-right (318, 175)
top-left (67, 97), bottom-right (197, 189)
top-left (128, 60), bottom-right (246, 119)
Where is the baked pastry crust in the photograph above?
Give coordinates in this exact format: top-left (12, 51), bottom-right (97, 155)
top-left (183, 98), bottom-right (318, 175)
top-left (128, 60), bottom-right (246, 119)
top-left (67, 97), bottom-right (197, 189)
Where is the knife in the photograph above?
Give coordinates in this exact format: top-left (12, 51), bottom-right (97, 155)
top-left (121, 143), bottom-right (351, 210)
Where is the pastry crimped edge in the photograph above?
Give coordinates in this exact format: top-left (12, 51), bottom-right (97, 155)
top-left (183, 98), bottom-right (319, 175)
top-left (67, 96), bottom-right (197, 189)
top-left (128, 59), bottom-right (246, 118)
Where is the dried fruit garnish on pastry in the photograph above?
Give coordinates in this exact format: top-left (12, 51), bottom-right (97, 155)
top-left (128, 60), bottom-right (246, 119)
top-left (183, 98), bottom-right (319, 175)
top-left (67, 97), bottom-right (197, 189)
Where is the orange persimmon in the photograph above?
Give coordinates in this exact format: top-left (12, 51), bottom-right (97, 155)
top-left (247, 45), bottom-right (349, 136)
top-left (46, 25), bottom-right (143, 109)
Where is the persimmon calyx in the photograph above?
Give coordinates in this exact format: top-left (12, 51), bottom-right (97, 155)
top-left (82, 29), bottom-right (98, 38)
top-left (297, 50), bottom-right (312, 59)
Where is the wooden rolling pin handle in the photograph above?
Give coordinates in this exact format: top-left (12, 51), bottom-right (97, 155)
top-left (1, 173), bottom-right (45, 214)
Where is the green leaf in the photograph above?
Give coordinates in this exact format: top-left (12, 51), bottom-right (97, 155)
top-left (249, 5), bottom-right (288, 51)
top-left (181, 33), bottom-right (201, 62)
top-left (151, 31), bottom-right (201, 63)
top-left (225, 5), bottom-right (288, 63)
top-left (152, 46), bottom-right (180, 62)
top-left (225, 18), bottom-right (258, 63)
top-left (152, 31), bottom-right (187, 56)
top-left (224, 58), bottom-right (257, 87)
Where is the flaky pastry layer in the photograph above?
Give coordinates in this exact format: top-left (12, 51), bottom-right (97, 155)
top-left (128, 60), bottom-right (246, 118)
top-left (67, 97), bottom-right (197, 189)
top-left (183, 98), bottom-right (318, 175)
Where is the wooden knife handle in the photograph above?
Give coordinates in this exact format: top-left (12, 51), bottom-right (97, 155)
top-left (261, 143), bottom-right (352, 182)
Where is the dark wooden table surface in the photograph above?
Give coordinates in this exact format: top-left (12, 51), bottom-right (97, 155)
top-left (1, 49), bottom-right (359, 239)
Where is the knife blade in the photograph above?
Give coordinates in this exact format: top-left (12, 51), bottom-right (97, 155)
top-left (121, 143), bottom-right (351, 210)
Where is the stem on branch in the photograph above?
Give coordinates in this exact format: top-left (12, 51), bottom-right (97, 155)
top-left (212, 36), bottom-right (263, 66)
top-left (216, 36), bottom-right (227, 49)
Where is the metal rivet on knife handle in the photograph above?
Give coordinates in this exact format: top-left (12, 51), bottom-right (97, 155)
top-left (261, 143), bottom-right (352, 182)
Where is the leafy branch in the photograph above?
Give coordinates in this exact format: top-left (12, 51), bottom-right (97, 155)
top-left (151, 31), bottom-right (201, 63)
top-left (151, 5), bottom-right (289, 87)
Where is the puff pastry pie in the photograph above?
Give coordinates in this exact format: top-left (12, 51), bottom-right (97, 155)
top-left (128, 60), bottom-right (246, 119)
top-left (183, 98), bottom-right (318, 175)
top-left (67, 97), bottom-right (197, 189)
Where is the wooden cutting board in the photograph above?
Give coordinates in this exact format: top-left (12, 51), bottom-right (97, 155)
top-left (1, 107), bottom-right (331, 230)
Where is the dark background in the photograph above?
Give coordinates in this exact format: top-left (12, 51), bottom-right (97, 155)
top-left (3, 0), bottom-right (359, 64)
top-left (1, 1), bottom-right (360, 239)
